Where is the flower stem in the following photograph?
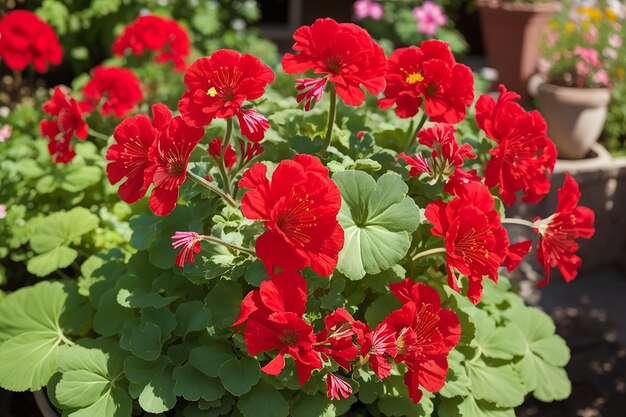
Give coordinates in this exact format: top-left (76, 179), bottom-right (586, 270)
top-left (88, 128), bottom-right (110, 141)
top-left (217, 118), bottom-right (234, 196)
top-left (501, 218), bottom-right (536, 228)
top-left (412, 247), bottom-right (447, 261)
top-left (403, 110), bottom-right (428, 154)
top-left (201, 234), bottom-right (255, 256)
top-left (322, 87), bottom-right (337, 153)
top-left (187, 169), bottom-right (238, 207)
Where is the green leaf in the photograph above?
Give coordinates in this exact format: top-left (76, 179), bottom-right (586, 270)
top-left (205, 280), bottom-right (243, 328)
top-left (173, 363), bottom-right (225, 402)
top-left (124, 355), bottom-right (177, 413)
top-left (507, 307), bottom-right (571, 401)
top-left (55, 343), bottom-right (131, 417)
top-left (464, 360), bottom-right (525, 408)
top-left (237, 381), bottom-right (289, 417)
top-left (291, 135), bottom-right (325, 154)
top-left (0, 281), bottom-right (79, 391)
top-left (130, 322), bottom-right (162, 361)
top-left (334, 171), bottom-right (420, 280)
top-left (93, 288), bottom-right (136, 337)
top-left (472, 311), bottom-right (525, 360)
top-left (364, 294), bottom-right (402, 327)
top-left (26, 207), bottom-right (99, 277)
top-left (27, 246), bottom-right (78, 277)
top-left (218, 356), bottom-right (261, 396)
top-left (175, 301), bottom-right (211, 337)
top-left (189, 343), bottom-right (237, 377)
top-left (290, 394), bottom-right (336, 417)
top-left (439, 396), bottom-right (515, 417)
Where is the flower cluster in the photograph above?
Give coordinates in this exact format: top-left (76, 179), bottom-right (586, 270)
top-left (113, 14), bottom-right (191, 71)
top-left (0, 11), bottom-right (62, 73)
top-left (232, 271), bottom-right (460, 402)
top-left (94, 17), bottom-right (595, 408)
top-left (541, 2), bottom-right (625, 88)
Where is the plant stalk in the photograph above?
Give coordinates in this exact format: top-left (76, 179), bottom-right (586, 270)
top-left (187, 170), bottom-right (237, 207)
top-left (322, 87), bottom-right (337, 153)
top-left (201, 234), bottom-right (255, 256)
top-left (412, 247), bottom-right (447, 261)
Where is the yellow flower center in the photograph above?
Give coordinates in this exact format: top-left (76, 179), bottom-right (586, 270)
top-left (405, 72), bottom-right (424, 85)
top-left (206, 87), bottom-right (218, 97)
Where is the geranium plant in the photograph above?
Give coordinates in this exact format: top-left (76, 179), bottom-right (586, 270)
top-left (540, 1), bottom-right (625, 88)
top-left (0, 16), bottom-right (595, 417)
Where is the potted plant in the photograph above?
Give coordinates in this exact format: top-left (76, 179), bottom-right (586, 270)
top-left (535, 2), bottom-right (623, 159)
top-left (477, 0), bottom-right (559, 103)
top-left (0, 15), bottom-right (596, 417)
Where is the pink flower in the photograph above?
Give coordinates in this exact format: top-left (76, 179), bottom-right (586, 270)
top-left (0, 204), bottom-right (6, 219)
top-left (609, 34), bottom-right (622, 48)
top-left (171, 231), bottom-right (202, 267)
top-left (295, 77), bottom-right (328, 111)
top-left (574, 46), bottom-right (600, 68)
top-left (594, 69), bottom-right (609, 86)
top-left (583, 26), bottom-right (598, 44)
top-left (546, 31), bottom-right (558, 47)
top-left (354, 0), bottom-right (384, 20)
top-left (575, 61), bottom-right (589, 77)
top-left (413, 1), bottom-right (448, 36)
top-left (0, 124), bottom-right (10, 143)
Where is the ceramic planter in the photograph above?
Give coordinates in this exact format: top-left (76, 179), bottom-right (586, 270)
top-left (536, 82), bottom-right (611, 159)
top-left (477, 0), bottom-right (559, 103)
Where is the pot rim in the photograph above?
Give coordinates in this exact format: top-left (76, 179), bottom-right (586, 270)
top-left (537, 82), bottom-right (611, 106)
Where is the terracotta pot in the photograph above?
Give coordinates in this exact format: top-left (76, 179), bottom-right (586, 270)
top-left (535, 83), bottom-right (611, 159)
top-left (477, 0), bottom-right (559, 103)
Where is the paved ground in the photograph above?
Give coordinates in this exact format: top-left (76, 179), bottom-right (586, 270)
top-left (518, 268), bottom-right (626, 417)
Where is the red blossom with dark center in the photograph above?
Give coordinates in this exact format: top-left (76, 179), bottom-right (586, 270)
top-left (476, 84), bottom-right (557, 206)
top-left (282, 18), bottom-right (387, 107)
top-left (178, 50), bottom-right (274, 142)
top-left (240, 154), bottom-right (344, 276)
top-left (0, 10), bottom-right (62, 73)
top-left (112, 15), bottom-right (191, 71)
top-left (81, 66), bottom-right (143, 118)
top-left (233, 271), bottom-right (323, 384)
top-left (425, 182), bottom-right (509, 303)
top-left (106, 104), bottom-right (167, 204)
top-left (148, 110), bottom-right (204, 216)
top-left (535, 173), bottom-right (595, 286)
top-left (39, 86), bottom-right (88, 164)
top-left (378, 41), bottom-right (473, 123)
top-left (382, 279), bottom-right (460, 404)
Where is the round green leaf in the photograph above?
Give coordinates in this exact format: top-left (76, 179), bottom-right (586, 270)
top-left (237, 381), bottom-right (289, 417)
top-left (218, 357), bottom-right (261, 396)
top-left (334, 171), bottom-right (420, 280)
top-left (464, 361), bottom-right (525, 408)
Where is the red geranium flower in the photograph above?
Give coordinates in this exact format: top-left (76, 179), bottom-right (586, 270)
top-left (326, 373), bottom-right (353, 400)
top-left (233, 271), bottom-right (323, 384)
top-left (0, 10), bottom-right (62, 73)
top-left (358, 322), bottom-right (397, 380)
top-left (81, 66), bottom-right (143, 118)
top-left (378, 41), bottom-right (474, 123)
top-left (534, 173), bottom-right (595, 286)
top-left (382, 279), bottom-right (461, 403)
top-left (314, 308), bottom-right (359, 370)
top-left (39, 86), bottom-right (88, 164)
top-left (239, 154), bottom-right (344, 276)
top-left (476, 85), bottom-right (557, 206)
top-left (148, 108), bottom-right (204, 216)
top-left (171, 231), bottom-right (202, 267)
top-left (425, 182), bottom-right (509, 303)
top-left (178, 50), bottom-right (274, 142)
top-left (282, 18), bottom-right (387, 107)
top-left (208, 138), bottom-right (236, 170)
top-left (112, 15), bottom-right (191, 71)
top-left (106, 104), bottom-right (165, 204)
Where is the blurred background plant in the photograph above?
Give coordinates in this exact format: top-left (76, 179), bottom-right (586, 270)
top-left (352, 0), bottom-right (469, 54)
top-left (539, 0), bottom-right (626, 153)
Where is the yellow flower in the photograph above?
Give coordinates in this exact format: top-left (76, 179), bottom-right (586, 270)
top-left (605, 8), bottom-right (618, 22)
top-left (565, 22), bottom-right (576, 32)
top-left (617, 67), bottom-right (625, 79)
